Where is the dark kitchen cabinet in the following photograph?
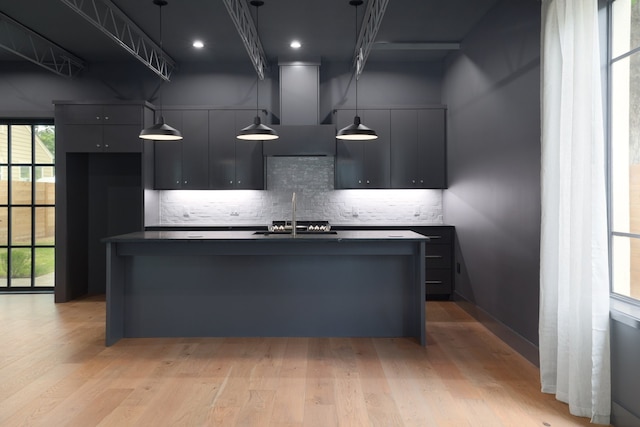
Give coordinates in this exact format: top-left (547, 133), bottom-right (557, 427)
top-left (335, 109), bottom-right (390, 189)
top-left (54, 101), bottom-right (152, 302)
top-left (390, 108), bottom-right (446, 189)
top-left (419, 226), bottom-right (454, 298)
top-left (209, 110), bottom-right (264, 190)
top-left (332, 225), bottom-right (455, 299)
top-left (56, 104), bottom-right (147, 153)
top-left (154, 109), bottom-right (209, 190)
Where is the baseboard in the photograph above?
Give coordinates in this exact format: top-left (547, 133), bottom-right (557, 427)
top-left (453, 292), bottom-right (540, 367)
top-left (612, 402), bottom-right (640, 427)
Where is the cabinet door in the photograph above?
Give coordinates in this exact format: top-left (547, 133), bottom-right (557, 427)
top-left (360, 109), bottom-right (390, 188)
top-left (417, 109), bottom-right (446, 188)
top-left (57, 105), bottom-right (104, 124)
top-left (391, 109), bottom-right (446, 189)
top-left (335, 109), bottom-right (390, 189)
top-left (61, 125), bottom-right (104, 152)
top-left (102, 105), bottom-right (143, 125)
top-left (103, 125), bottom-right (143, 153)
top-left (180, 110), bottom-right (209, 189)
top-left (209, 110), bottom-right (237, 189)
top-left (234, 110), bottom-right (264, 189)
top-left (153, 110), bottom-right (182, 189)
top-left (335, 109), bottom-right (365, 189)
top-left (390, 109), bottom-right (419, 188)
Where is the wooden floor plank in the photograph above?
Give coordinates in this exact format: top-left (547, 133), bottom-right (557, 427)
top-left (0, 294), bottom-right (602, 427)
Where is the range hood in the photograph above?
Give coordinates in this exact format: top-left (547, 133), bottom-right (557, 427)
top-left (263, 61), bottom-right (336, 156)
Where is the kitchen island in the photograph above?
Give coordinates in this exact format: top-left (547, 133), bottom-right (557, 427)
top-left (103, 230), bottom-right (427, 346)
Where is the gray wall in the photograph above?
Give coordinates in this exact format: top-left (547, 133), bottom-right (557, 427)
top-left (442, 0), bottom-right (541, 355)
top-left (0, 58), bottom-right (442, 121)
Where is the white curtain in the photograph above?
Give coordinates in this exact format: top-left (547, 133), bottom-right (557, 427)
top-left (539, 0), bottom-right (611, 424)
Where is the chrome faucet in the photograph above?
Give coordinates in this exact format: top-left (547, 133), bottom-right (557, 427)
top-left (292, 192), bottom-right (297, 238)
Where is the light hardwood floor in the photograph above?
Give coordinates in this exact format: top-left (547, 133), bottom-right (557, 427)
top-left (0, 294), bottom-right (597, 426)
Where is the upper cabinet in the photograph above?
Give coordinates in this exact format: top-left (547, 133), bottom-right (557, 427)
top-left (55, 103), bottom-right (150, 153)
top-left (390, 109), bottom-right (446, 189)
top-left (154, 110), bottom-right (209, 190)
top-left (335, 107), bottom-right (447, 189)
top-left (152, 109), bottom-right (264, 190)
top-left (209, 110), bottom-right (264, 190)
top-left (335, 109), bottom-right (391, 189)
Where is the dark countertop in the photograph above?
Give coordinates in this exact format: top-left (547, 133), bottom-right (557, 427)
top-left (103, 230), bottom-right (428, 243)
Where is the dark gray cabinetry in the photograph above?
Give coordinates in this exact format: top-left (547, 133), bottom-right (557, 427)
top-left (56, 104), bottom-right (146, 153)
top-left (154, 110), bottom-right (209, 190)
top-left (209, 110), bottom-right (264, 190)
top-left (335, 109), bottom-right (391, 189)
top-left (419, 226), bottom-right (454, 298)
top-left (54, 101), bottom-right (151, 302)
top-left (390, 109), bottom-right (446, 189)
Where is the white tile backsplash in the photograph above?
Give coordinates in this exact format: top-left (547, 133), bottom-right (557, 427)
top-left (156, 156), bottom-right (443, 226)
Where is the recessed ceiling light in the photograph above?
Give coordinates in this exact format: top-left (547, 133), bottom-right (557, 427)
top-left (290, 40), bottom-right (302, 49)
top-left (192, 40), bottom-right (204, 49)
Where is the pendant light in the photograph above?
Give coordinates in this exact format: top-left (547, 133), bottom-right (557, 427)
top-left (336, 0), bottom-right (378, 141)
top-left (237, 0), bottom-right (279, 141)
top-left (139, 0), bottom-right (183, 141)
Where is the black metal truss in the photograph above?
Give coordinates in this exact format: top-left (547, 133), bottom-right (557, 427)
top-left (222, 0), bottom-right (268, 80)
top-left (59, 0), bottom-right (175, 81)
top-left (354, 0), bottom-right (388, 79)
top-left (0, 11), bottom-right (86, 78)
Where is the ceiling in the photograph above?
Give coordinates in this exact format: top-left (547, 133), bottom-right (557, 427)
top-left (0, 0), bottom-right (500, 72)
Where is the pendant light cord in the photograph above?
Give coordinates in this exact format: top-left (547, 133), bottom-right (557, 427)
top-left (354, 2), bottom-right (359, 117)
top-left (255, 3), bottom-right (260, 118)
top-left (157, 1), bottom-right (164, 118)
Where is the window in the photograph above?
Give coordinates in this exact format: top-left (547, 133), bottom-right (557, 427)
top-left (0, 122), bottom-right (55, 291)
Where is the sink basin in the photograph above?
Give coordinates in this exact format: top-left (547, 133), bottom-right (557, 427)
top-left (253, 231), bottom-right (337, 236)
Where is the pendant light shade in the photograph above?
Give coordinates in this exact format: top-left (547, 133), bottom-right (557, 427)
top-left (139, 115), bottom-right (183, 140)
top-left (139, 0), bottom-right (182, 141)
top-left (237, 0), bottom-right (278, 141)
top-left (337, 0), bottom-right (377, 141)
top-left (237, 116), bottom-right (279, 140)
top-left (336, 115), bottom-right (377, 141)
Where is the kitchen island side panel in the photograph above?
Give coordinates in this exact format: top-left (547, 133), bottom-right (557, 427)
top-left (105, 234), bottom-right (425, 346)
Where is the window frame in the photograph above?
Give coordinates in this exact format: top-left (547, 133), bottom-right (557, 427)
top-left (0, 119), bottom-right (55, 292)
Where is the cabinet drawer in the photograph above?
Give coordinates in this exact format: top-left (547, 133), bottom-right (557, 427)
top-left (425, 245), bottom-right (451, 269)
top-left (425, 269), bottom-right (452, 294)
top-left (425, 268), bottom-right (452, 286)
top-left (421, 229), bottom-right (453, 245)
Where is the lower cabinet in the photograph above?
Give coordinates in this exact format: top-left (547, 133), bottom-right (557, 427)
top-left (419, 227), bottom-right (454, 298)
top-left (332, 225), bottom-right (455, 299)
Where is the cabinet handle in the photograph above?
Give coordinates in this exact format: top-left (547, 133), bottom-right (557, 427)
top-left (230, 181), bottom-right (234, 184)
top-left (366, 180), bottom-right (370, 184)
top-left (176, 180), bottom-right (180, 184)
top-left (412, 179), bottom-right (416, 184)
top-left (425, 280), bottom-right (444, 284)
top-left (96, 144), bottom-right (101, 148)
top-left (238, 180), bottom-right (241, 184)
top-left (184, 180), bottom-right (188, 184)
top-left (358, 180), bottom-right (362, 184)
top-left (425, 255), bottom-right (443, 259)
top-left (104, 144), bottom-right (109, 148)
top-left (96, 116), bottom-right (100, 120)
top-left (420, 179), bottom-right (424, 184)
top-left (104, 116), bottom-right (109, 120)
